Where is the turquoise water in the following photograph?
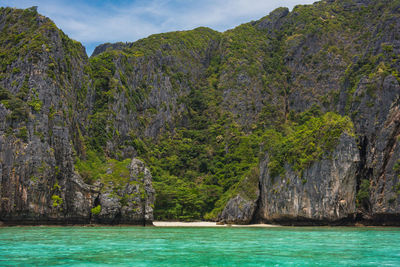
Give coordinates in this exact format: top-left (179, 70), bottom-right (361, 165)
top-left (0, 226), bottom-right (399, 266)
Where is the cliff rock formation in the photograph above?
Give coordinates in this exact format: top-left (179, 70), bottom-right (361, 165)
top-left (1, 0), bottom-right (400, 225)
top-left (0, 7), bottom-right (155, 225)
top-left (219, 0), bottom-right (400, 226)
top-left (258, 134), bottom-right (360, 225)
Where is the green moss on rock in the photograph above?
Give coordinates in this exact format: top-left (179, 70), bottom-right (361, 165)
top-left (91, 205), bottom-right (101, 215)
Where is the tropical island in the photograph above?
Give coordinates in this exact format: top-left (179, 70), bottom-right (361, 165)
top-left (0, 0), bottom-right (399, 227)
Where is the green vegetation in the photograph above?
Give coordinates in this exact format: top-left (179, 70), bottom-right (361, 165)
top-left (75, 151), bottom-right (150, 209)
top-left (127, 27), bottom-right (221, 57)
top-left (91, 205), bottom-right (101, 215)
top-left (27, 89), bottom-right (43, 112)
top-left (77, 93), bottom-right (352, 220)
top-left (80, 0), bottom-right (364, 221)
top-left (28, 99), bottom-right (42, 112)
top-left (77, 152), bottom-right (140, 205)
top-left (75, 150), bottom-right (107, 185)
top-left (0, 6), bottom-right (56, 71)
top-left (15, 126), bottom-right (28, 141)
top-left (0, 6), bottom-right (89, 141)
top-left (53, 182), bottom-right (61, 191)
top-left (2, 1), bottom-right (397, 222)
top-left (75, 150), bottom-right (133, 190)
top-left (393, 159), bottom-right (400, 174)
top-left (205, 166), bottom-right (260, 220)
top-left (395, 183), bottom-right (400, 195)
top-left (51, 194), bottom-right (63, 208)
top-left (265, 112), bottom-right (354, 178)
top-left (101, 158), bottom-right (132, 193)
top-left (0, 86), bottom-right (29, 122)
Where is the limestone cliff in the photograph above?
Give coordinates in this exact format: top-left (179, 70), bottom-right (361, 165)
top-left (218, 0), bottom-right (400, 226)
top-left (258, 134), bottom-right (360, 225)
top-left (0, 7), bottom-right (154, 225)
top-left (1, 0), bottom-right (400, 225)
top-left (91, 158), bottom-right (155, 225)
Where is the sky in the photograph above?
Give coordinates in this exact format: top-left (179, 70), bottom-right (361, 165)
top-left (2, 0), bottom-right (316, 56)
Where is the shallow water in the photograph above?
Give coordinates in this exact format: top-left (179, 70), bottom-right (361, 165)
top-left (0, 226), bottom-right (399, 266)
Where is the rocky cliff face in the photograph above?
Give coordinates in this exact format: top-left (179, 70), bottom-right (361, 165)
top-left (92, 158), bottom-right (155, 225)
top-left (218, 0), bottom-right (400, 226)
top-left (0, 7), bottom-right (154, 225)
top-left (218, 167), bottom-right (260, 224)
top-left (258, 134), bottom-right (360, 225)
top-left (86, 27), bottom-right (221, 159)
top-left (1, 0), bottom-right (400, 225)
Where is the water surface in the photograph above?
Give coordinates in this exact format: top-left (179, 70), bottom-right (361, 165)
top-left (0, 226), bottom-right (399, 266)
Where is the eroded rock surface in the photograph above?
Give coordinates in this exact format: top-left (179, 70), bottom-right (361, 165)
top-left (258, 134), bottom-right (359, 225)
top-left (92, 158), bottom-right (155, 225)
top-left (1, 0), bottom-right (400, 225)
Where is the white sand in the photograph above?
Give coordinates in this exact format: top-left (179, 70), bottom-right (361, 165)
top-left (153, 221), bottom-right (279, 227)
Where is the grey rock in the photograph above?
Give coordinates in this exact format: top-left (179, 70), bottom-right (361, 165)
top-left (2, 1), bottom-right (400, 226)
top-left (257, 7), bottom-right (289, 32)
top-left (0, 9), bottom-right (155, 225)
top-left (218, 195), bottom-right (258, 224)
top-left (258, 134), bottom-right (360, 225)
top-left (92, 158), bottom-right (155, 225)
top-left (91, 42), bottom-right (128, 57)
top-left (218, 167), bottom-right (260, 224)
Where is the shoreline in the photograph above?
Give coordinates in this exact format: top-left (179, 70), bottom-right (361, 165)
top-left (1, 221), bottom-right (399, 228)
top-left (152, 221), bottom-right (280, 227)
top-left (0, 221), bottom-right (280, 228)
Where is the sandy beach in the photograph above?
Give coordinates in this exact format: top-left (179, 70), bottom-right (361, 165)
top-left (153, 221), bottom-right (280, 227)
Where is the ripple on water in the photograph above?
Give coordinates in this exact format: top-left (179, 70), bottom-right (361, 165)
top-left (0, 226), bottom-right (399, 266)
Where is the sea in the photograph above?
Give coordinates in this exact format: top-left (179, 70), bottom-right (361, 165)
top-left (0, 226), bottom-right (399, 266)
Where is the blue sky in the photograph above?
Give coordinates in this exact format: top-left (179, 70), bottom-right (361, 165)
top-left (2, 0), bottom-right (316, 56)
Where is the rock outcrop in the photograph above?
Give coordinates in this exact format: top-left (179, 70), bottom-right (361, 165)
top-left (218, 169), bottom-right (260, 224)
top-left (1, 0), bottom-right (400, 225)
top-left (92, 158), bottom-right (155, 225)
top-left (217, 0), bottom-right (400, 226)
top-left (0, 6), bottom-right (93, 225)
top-left (258, 134), bottom-right (359, 225)
top-left (0, 7), bottom-right (155, 225)
top-left (218, 195), bottom-right (258, 225)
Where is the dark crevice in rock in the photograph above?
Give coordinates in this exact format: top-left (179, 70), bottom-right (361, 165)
top-left (113, 211), bottom-right (121, 225)
top-left (355, 136), bottom-right (372, 213)
top-left (94, 195), bottom-right (100, 207)
top-left (379, 118), bottom-right (400, 183)
top-left (249, 179), bottom-right (263, 224)
top-left (89, 195), bottom-right (100, 223)
top-left (142, 211), bottom-right (146, 226)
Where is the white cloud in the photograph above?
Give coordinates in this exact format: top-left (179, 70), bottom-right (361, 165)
top-left (1, 0), bottom-right (316, 54)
